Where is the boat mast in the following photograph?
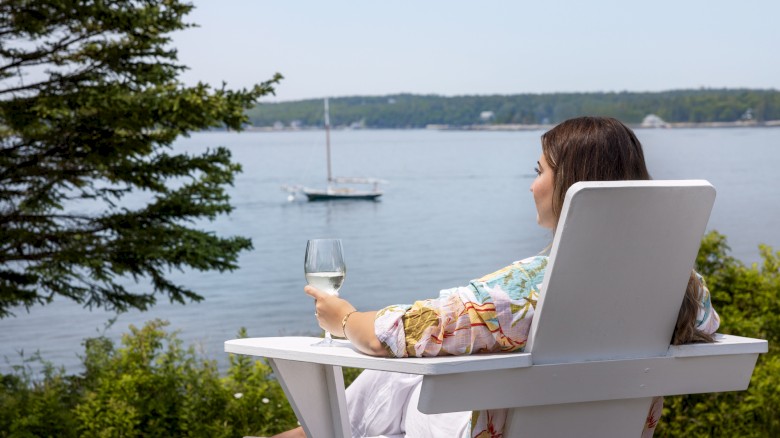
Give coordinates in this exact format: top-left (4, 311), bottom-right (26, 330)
top-left (324, 97), bottom-right (332, 183)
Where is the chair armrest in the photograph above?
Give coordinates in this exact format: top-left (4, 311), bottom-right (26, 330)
top-left (225, 333), bottom-right (767, 376)
top-left (668, 333), bottom-right (768, 357)
top-left (225, 336), bottom-right (532, 375)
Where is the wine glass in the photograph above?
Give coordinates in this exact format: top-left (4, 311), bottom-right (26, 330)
top-left (305, 239), bottom-right (346, 346)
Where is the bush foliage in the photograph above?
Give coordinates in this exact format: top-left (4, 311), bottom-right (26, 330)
top-left (1, 231), bottom-right (777, 436)
top-left (0, 321), bottom-right (297, 437)
top-left (656, 232), bottom-right (780, 437)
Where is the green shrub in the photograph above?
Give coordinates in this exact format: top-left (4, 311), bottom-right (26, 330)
top-left (657, 232), bottom-right (780, 437)
top-left (0, 321), bottom-right (298, 437)
top-left (0, 356), bottom-right (79, 438)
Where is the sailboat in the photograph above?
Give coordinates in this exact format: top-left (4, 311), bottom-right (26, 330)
top-left (296, 98), bottom-right (385, 201)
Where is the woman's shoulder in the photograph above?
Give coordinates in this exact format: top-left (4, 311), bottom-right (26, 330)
top-left (475, 255), bottom-right (549, 284)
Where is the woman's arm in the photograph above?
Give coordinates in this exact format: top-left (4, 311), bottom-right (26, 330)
top-left (342, 310), bottom-right (386, 356)
top-left (306, 256), bottom-right (547, 359)
top-left (305, 285), bottom-right (388, 356)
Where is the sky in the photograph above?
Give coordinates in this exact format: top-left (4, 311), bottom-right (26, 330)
top-left (172, 1), bottom-right (780, 102)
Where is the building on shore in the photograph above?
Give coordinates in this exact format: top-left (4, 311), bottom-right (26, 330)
top-left (641, 114), bottom-right (670, 128)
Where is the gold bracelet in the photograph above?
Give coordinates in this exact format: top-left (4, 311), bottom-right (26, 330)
top-left (341, 310), bottom-right (358, 341)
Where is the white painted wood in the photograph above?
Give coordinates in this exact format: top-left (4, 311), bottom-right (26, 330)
top-left (224, 181), bottom-right (767, 436)
top-left (415, 348), bottom-right (761, 413)
top-left (504, 398), bottom-right (652, 438)
top-left (669, 333), bottom-right (767, 357)
top-left (228, 334), bottom-right (765, 432)
top-left (324, 364), bottom-right (350, 437)
top-left (267, 359), bottom-right (350, 438)
top-left (225, 337), bottom-right (533, 374)
top-left (223, 333), bottom-right (766, 373)
top-left (526, 180), bottom-right (717, 364)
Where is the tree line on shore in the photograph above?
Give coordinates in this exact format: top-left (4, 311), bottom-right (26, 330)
top-left (246, 89), bottom-right (780, 129)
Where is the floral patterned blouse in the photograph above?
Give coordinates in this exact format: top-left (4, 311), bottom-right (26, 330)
top-left (373, 255), bottom-right (720, 438)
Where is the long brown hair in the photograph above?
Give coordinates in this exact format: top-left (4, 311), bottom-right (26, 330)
top-left (542, 116), bottom-right (651, 221)
top-left (671, 273), bottom-right (715, 345)
top-left (541, 117), bottom-right (713, 345)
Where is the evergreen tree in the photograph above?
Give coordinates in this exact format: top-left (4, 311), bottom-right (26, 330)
top-left (0, 0), bottom-right (281, 317)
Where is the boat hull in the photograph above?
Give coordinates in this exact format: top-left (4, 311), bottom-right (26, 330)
top-left (303, 190), bottom-right (382, 201)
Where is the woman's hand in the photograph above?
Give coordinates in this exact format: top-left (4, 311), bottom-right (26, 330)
top-left (304, 285), bottom-right (388, 356)
top-left (305, 285), bottom-right (356, 337)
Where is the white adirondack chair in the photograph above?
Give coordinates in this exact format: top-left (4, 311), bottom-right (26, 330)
top-left (226, 180), bottom-right (768, 438)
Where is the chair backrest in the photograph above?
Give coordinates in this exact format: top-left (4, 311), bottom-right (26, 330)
top-left (525, 180), bottom-right (716, 365)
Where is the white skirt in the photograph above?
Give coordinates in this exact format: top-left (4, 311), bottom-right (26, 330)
top-left (346, 369), bottom-right (471, 438)
top-left (345, 369), bottom-right (660, 437)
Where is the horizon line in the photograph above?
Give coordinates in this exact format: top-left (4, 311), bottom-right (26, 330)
top-left (263, 87), bottom-right (780, 104)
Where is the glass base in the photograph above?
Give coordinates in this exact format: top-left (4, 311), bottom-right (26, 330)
top-left (311, 331), bottom-right (336, 347)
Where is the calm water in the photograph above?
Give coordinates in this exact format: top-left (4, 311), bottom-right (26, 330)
top-left (2, 128), bottom-right (779, 373)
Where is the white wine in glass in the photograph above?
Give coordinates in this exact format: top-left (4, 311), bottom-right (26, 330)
top-left (305, 239), bottom-right (346, 346)
top-left (304, 271), bottom-right (345, 294)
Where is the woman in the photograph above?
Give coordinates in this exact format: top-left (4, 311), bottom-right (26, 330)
top-left (275, 117), bottom-right (720, 438)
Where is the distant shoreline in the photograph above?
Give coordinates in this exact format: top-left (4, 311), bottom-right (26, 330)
top-left (244, 119), bottom-right (780, 132)
top-left (429, 120), bottom-right (780, 131)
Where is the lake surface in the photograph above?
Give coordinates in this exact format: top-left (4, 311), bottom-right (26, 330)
top-left (2, 128), bottom-right (779, 373)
